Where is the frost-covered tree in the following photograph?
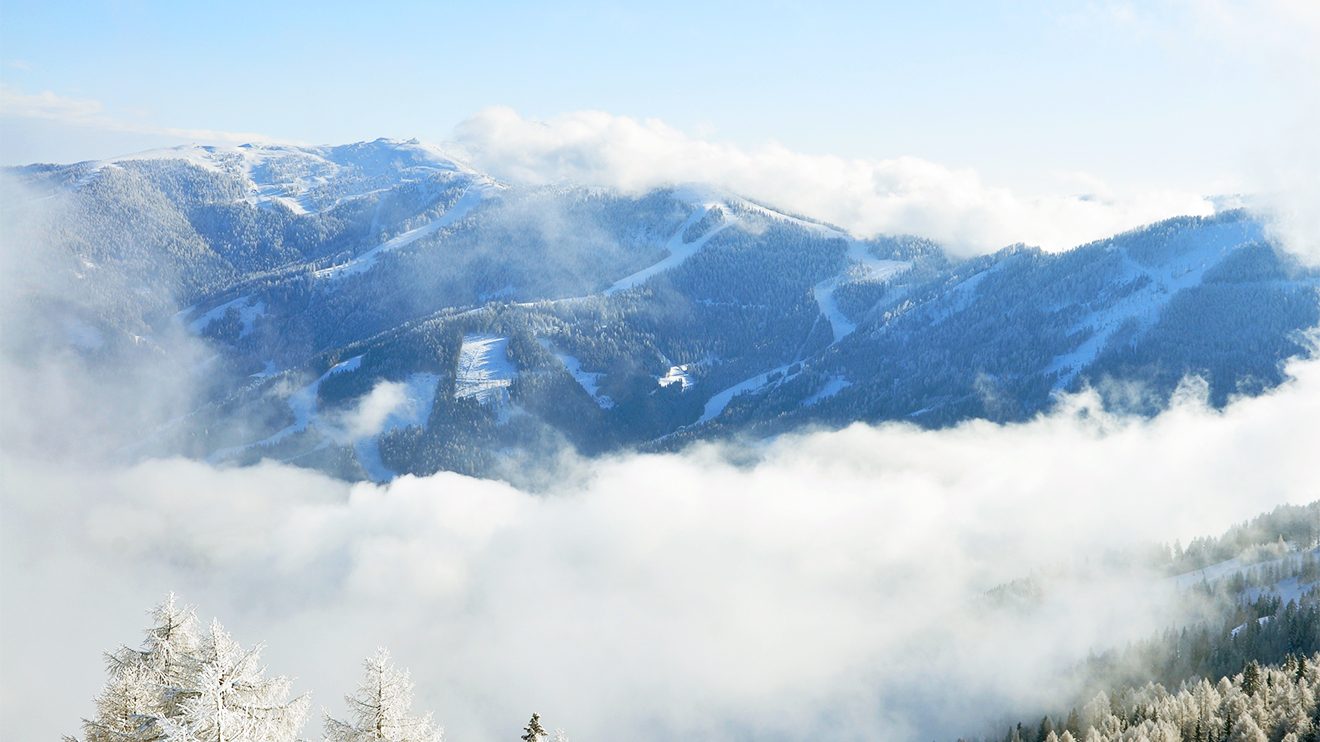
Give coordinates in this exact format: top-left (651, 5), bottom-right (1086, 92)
top-left (1227, 713), bottom-right (1268, 742)
top-left (324, 648), bottom-right (442, 742)
top-left (994, 652), bottom-right (1319, 742)
top-left (76, 593), bottom-right (201, 741)
top-left (156, 619), bottom-right (308, 742)
top-left (520, 713), bottom-right (547, 742)
top-left (78, 663), bottom-right (165, 742)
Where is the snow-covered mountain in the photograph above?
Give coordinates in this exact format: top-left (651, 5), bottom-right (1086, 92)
top-left (7, 139), bottom-right (1318, 481)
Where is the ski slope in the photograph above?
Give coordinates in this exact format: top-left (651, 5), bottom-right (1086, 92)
top-left (813, 243), bottom-right (910, 343)
top-left (605, 203), bottom-right (733, 295)
top-left (315, 184), bottom-right (497, 280)
top-left (697, 363), bottom-right (796, 424)
top-left (1045, 218), bottom-right (1265, 389)
top-left (210, 355), bottom-right (363, 461)
top-left (186, 295), bottom-right (266, 338)
top-left (540, 340), bottom-right (615, 409)
top-left (454, 334), bottom-right (517, 403)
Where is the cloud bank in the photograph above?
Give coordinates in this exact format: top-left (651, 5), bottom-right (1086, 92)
top-left (451, 107), bottom-right (1218, 257)
top-left (4, 353), bottom-right (1319, 741)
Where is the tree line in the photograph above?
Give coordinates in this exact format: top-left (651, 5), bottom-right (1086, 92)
top-left (67, 595), bottom-right (566, 742)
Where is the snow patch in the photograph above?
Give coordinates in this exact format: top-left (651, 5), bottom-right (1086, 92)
top-left (1230, 616), bottom-right (1273, 637)
top-left (315, 183), bottom-right (498, 280)
top-left (658, 365), bottom-right (695, 390)
top-left (210, 355), bottom-right (362, 461)
top-left (698, 363), bottom-right (797, 424)
top-left (249, 360), bottom-right (279, 379)
top-left (605, 202), bottom-right (733, 295)
top-left (186, 295), bottom-right (266, 338)
top-left (455, 334), bottom-right (517, 403)
top-left (81, 139), bottom-right (487, 216)
top-left (813, 242), bottom-right (911, 343)
top-left (540, 340), bottom-right (614, 409)
top-left (803, 376), bottom-right (851, 406)
top-left (1046, 219), bottom-right (1265, 389)
top-left (1243, 576), bottom-right (1319, 607)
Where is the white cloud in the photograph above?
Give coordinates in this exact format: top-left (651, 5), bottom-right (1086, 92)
top-left (4, 354), bottom-right (1318, 742)
top-left (1076, 0), bottom-right (1320, 264)
top-left (0, 84), bottom-right (289, 146)
top-left (327, 380), bottom-right (414, 442)
top-left (451, 106), bottom-right (1217, 256)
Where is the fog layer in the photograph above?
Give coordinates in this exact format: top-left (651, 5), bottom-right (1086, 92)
top-left (4, 354), bottom-right (1318, 740)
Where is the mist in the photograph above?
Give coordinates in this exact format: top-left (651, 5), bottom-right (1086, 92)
top-left (450, 107), bottom-right (1219, 258)
top-left (3, 347), bottom-right (1318, 740)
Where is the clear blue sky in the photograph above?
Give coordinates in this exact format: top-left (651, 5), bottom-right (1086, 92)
top-left (0, 0), bottom-right (1311, 193)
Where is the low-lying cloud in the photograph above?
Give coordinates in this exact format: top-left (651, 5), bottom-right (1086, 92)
top-left (451, 107), bottom-right (1218, 257)
top-left (4, 354), bottom-right (1318, 741)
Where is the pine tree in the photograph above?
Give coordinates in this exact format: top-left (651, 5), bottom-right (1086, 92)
top-left (1037, 716), bottom-right (1055, 741)
top-left (324, 648), bottom-right (442, 742)
top-left (521, 713), bottom-right (547, 742)
top-left (1064, 709), bottom-right (1081, 738)
top-left (157, 619), bottom-right (308, 742)
top-left (1242, 661), bottom-right (1262, 696)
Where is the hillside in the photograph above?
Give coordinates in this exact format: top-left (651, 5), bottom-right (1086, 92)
top-left (8, 139), bottom-right (1318, 481)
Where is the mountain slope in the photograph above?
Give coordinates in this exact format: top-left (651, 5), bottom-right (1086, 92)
top-left (7, 139), bottom-right (1317, 481)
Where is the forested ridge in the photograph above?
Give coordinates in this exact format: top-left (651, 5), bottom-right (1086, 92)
top-left (973, 504), bottom-right (1320, 742)
top-left (9, 141), bottom-right (1319, 483)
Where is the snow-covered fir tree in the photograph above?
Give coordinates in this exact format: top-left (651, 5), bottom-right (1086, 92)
top-left (154, 619), bottom-right (308, 742)
top-left (324, 647), bottom-right (442, 742)
top-left (520, 713), bottom-right (547, 742)
top-left (987, 653), bottom-right (1320, 742)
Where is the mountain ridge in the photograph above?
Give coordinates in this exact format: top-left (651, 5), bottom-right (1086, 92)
top-left (6, 138), bottom-right (1317, 482)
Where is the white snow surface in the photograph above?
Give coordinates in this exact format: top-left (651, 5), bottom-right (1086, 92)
top-left (540, 340), bottom-right (614, 409)
top-left (1231, 616), bottom-right (1274, 637)
top-left (1172, 556), bottom-right (1250, 590)
top-left (186, 295), bottom-right (266, 337)
top-left (658, 365), bottom-right (695, 390)
top-left (82, 139), bottom-right (488, 215)
top-left (1244, 576), bottom-right (1319, 607)
top-left (210, 355), bottom-right (362, 461)
top-left (315, 182), bottom-right (498, 280)
top-left (803, 376), bottom-right (851, 406)
top-left (813, 242), bottom-right (911, 343)
top-left (605, 203), bottom-right (732, 295)
top-left (455, 334), bottom-right (517, 403)
top-left (248, 360), bottom-right (279, 379)
top-left (1172, 545), bottom-right (1320, 592)
top-left (698, 363), bottom-right (797, 424)
top-left (1046, 219), bottom-right (1264, 389)
top-left (605, 186), bottom-right (857, 296)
